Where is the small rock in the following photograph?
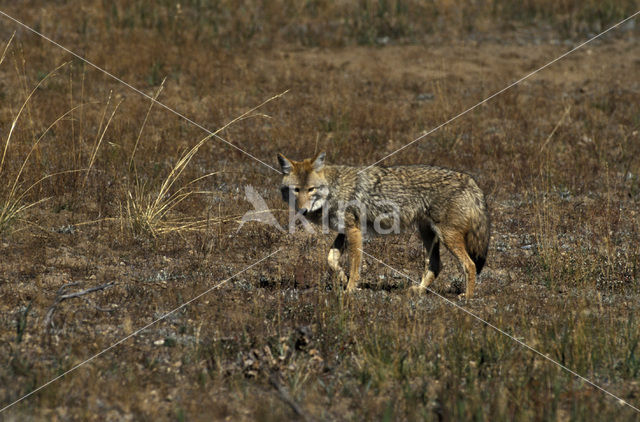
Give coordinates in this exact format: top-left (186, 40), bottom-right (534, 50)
top-left (416, 93), bottom-right (435, 102)
top-left (55, 225), bottom-right (76, 234)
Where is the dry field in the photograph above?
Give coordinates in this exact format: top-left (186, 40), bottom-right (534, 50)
top-left (1, 1), bottom-right (640, 420)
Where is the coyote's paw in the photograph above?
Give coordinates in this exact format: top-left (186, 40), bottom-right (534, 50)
top-left (457, 293), bottom-right (473, 302)
top-left (337, 272), bottom-right (348, 284)
top-left (409, 285), bottom-right (427, 295)
top-left (345, 284), bottom-right (361, 293)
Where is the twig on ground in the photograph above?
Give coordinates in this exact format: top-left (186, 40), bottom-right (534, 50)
top-left (44, 281), bottom-right (116, 330)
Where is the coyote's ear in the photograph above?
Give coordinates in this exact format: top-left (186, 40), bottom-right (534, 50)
top-left (312, 151), bottom-right (326, 171)
top-left (277, 153), bottom-right (293, 175)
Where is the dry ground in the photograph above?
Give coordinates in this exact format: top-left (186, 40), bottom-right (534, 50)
top-left (1, 1), bottom-right (640, 421)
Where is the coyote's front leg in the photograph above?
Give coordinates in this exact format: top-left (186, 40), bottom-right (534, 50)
top-left (345, 225), bottom-right (362, 292)
top-left (327, 233), bottom-right (347, 285)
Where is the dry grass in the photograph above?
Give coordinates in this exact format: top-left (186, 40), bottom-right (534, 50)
top-left (1, 1), bottom-right (640, 421)
top-left (124, 89), bottom-right (285, 238)
top-left (0, 50), bottom-right (83, 235)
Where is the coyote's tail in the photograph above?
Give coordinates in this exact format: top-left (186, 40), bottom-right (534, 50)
top-left (465, 196), bottom-right (490, 274)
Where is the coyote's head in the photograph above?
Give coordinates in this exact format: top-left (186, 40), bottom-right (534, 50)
top-left (277, 152), bottom-right (329, 215)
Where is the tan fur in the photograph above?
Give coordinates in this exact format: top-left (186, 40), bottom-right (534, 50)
top-left (345, 226), bottom-right (362, 292)
top-left (277, 152), bottom-right (490, 299)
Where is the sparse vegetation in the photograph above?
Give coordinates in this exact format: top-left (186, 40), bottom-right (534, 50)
top-left (1, 1), bottom-right (640, 420)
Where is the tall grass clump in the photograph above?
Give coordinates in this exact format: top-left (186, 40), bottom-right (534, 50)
top-left (124, 89), bottom-right (287, 238)
top-left (0, 36), bottom-right (81, 234)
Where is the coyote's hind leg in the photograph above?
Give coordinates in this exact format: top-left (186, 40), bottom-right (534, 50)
top-left (411, 223), bottom-right (441, 294)
top-left (440, 227), bottom-right (476, 300)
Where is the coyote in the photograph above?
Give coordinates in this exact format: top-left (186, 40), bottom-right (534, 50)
top-left (277, 152), bottom-right (490, 299)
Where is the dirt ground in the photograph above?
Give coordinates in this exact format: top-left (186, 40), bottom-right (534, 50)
top-left (1, 2), bottom-right (640, 421)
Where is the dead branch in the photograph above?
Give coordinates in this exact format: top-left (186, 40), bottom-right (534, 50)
top-left (44, 281), bottom-right (115, 330)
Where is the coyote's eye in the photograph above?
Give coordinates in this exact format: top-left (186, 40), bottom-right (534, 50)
top-left (308, 187), bottom-right (316, 193)
top-left (294, 187), bottom-right (300, 193)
